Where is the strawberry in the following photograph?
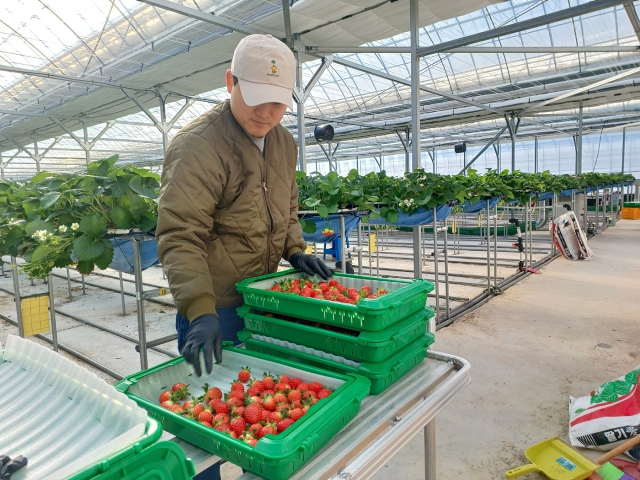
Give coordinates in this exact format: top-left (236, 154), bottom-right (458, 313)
top-left (169, 404), bottom-right (184, 414)
top-left (260, 422), bottom-right (278, 437)
top-left (159, 391), bottom-right (172, 403)
top-left (319, 282), bottom-right (329, 292)
top-left (198, 410), bottom-right (213, 423)
top-left (215, 423), bottom-right (231, 434)
top-left (296, 383), bottom-right (309, 392)
top-left (200, 421), bottom-right (213, 428)
top-left (273, 393), bottom-right (287, 404)
top-left (291, 400), bottom-right (303, 409)
top-left (191, 403), bottom-right (205, 418)
top-left (243, 404), bottom-right (262, 424)
top-left (289, 408), bottom-right (304, 422)
top-left (317, 389), bottom-right (331, 399)
top-left (246, 385), bottom-right (260, 397)
top-left (248, 423), bottom-right (262, 437)
top-left (211, 400), bottom-right (230, 415)
top-left (261, 394), bottom-right (276, 411)
top-left (230, 380), bottom-right (244, 393)
top-left (271, 284), bottom-right (282, 292)
top-left (204, 386), bottom-right (223, 403)
top-left (261, 389), bottom-right (275, 397)
top-left (161, 399), bottom-right (176, 409)
top-left (275, 402), bottom-right (289, 413)
top-left (274, 382), bottom-right (288, 393)
top-left (309, 382), bottom-right (323, 394)
top-left (361, 285), bottom-right (371, 295)
top-left (262, 373), bottom-right (275, 390)
top-left (171, 383), bottom-right (190, 400)
top-left (250, 379), bottom-right (265, 393)
top-left (277, 418), bottom-right (295, 432)
top-left (300, 288), bottom-right (312, 297)
top-left (261, 409), bottom-right (270, 422)
top-left (213, 413), bottom-right (230, 425)
top-left (279, 375), bottom-right (291, 385)
top-left (329, 279), bottom-right (338, 287)
top-left (229, 390), bottom-right (245, 401)
top-left (238, 366), bottom-right (251, 383)
top-left (230, 417), bottom-right (246, 437)
top-left (228, 397), bottom-right (244, 408)
top-left (231, 406), bottom-right (244, 419)
top-left (289, 378), bottom-right (302, 389)
top-left (287, 390), bottom-right (302, 403)
top-left (242, 433), bottom-right (258, 447)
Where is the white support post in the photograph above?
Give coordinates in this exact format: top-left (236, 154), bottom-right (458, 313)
top-left (410, 0), bottom-right (422, 280)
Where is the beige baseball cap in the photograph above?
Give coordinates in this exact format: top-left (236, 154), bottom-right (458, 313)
top-left (230, 34), bottom-right (295, 110)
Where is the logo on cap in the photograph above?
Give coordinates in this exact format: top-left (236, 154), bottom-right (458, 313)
top-left (268, 59), bottom-right (279, 77)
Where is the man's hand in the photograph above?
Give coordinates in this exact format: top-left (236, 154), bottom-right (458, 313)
top-left (181, 314), bottom-right (222, 376)
top-left (289, 253), bottom-right (332, 280)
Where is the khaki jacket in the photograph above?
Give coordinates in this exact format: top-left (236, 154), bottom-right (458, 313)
top-left (157, 100), bottom-right (305, 321)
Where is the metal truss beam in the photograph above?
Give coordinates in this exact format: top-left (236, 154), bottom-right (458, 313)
top-left (282, 0), bottom-right (293, 46)
top-left (303, 57), bottom-right (333, 102)
top-left (416, 0), bottom-right (631, 58)
top-left (624, 3), bottom-right (640, 42)
top-left (307, 46), bottom-right (640, 54)
top-left (138, 0), bottom-right (276, 37)
top-left (523, 65), bottom-right (640, 112)
top-left (458, 124), bottom-right (509, 174)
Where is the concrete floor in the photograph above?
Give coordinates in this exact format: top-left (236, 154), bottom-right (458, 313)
top-left (372, 219), bottom-right (640, 480)
top-left (1, 220), bottom-right (637, 479)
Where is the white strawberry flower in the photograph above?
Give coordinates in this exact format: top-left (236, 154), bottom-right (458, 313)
top-left (71, 223), bottom-right (79, 231)
top-left (58, 225), bottom-right (67, 233)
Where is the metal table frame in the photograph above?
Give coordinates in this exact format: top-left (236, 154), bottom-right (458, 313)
top-left (169, 351), bottom-right (470, 480)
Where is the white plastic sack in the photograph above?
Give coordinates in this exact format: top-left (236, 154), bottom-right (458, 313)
top-left (569, 366), bottom-right (640, 461)
top-left (550, 211), bottom-right (594, 261)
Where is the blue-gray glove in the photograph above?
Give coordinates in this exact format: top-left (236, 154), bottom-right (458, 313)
top-left (181, 314), bottom-right (222, 376)
top-left (289, 253), bottom-right (332, 280)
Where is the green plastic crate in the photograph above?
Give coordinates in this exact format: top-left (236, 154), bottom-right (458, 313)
top-left (623, 202), bottom-right (640, 208)
top-left (67, 418), bottom-right (195, 480)
top-left (84, 441), bottom-right (195, 480)
top-left (238, 305), bottom-right (434, 363)
top-left (239, 331), bottom-right (433, 395)
top-left (114, 345), bottom-right (370, 480)
top-left (235, 269), bottom-right (433, 332)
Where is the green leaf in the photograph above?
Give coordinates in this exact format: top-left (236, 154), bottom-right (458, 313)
top-left (110, 176), bottom-right (130, 196)
top-left (129, 167), bottom-right (160, 180)
top-left (110, 206), bottom-right (134, 229)
top-left (79, 214), bottom-right (106, 240)
top-left (41, 191), bottom-right (61, 209)
top-left (136, 212), bottom-right (157, 232)
top-left (316, 204), bottom-right (329, 218)
top-left (30, 245), bottom-right (55, 263)
top-left (301, 219), bottom-right (317, 234)
top-left (25, 220), bottom-right (54, 236)
top-left (126, 188), bottom-right (148, 216)
top-left (94, 239), bottom-right (114, 270)
top-left (384, 208), bottom-right (399, 223)
top-left (129, 176), bottom-right (158, 199)
top-left (625, 369), bottom-right (639, 386)
top-left (76, 260), bottom-right (95, 275)
top-left (23, 199), bottom-right (42, 219)
top-left (73, 234), bottom-right (106, 261)
top-left (31, 171), bottom-right (54, 183)
top-left (48, 178), bottom-right (65, 190)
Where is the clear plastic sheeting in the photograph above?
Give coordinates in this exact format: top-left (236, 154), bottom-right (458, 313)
top-left (0, 335), bottom-right (147, 480)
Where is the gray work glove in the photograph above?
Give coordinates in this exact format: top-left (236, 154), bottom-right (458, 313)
top-left (181, 314), bottom-right (222, 376)
top-left (289, 253), bottom-right (332, 280)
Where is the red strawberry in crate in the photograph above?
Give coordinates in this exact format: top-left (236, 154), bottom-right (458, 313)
top-left (198, 410), bottom-right (213, 423)
top-left (250, 379), bottom-right (265, 393)
top-left (260, 422), bottom-right (278, 438)
top-left (171, 383), bottom-right (190, 400)
top-left (246, 385), bottom-right (260, 397)
top-left (296, 383), bottom-right (309, 392)
top-left (211, 400), bottom-right (230, 415)
top-left (230, 417), bottom-right (246, 437)
top-left (238, 366), bottom-right (251, 383)
top-left (215, 423), bottom-right (231, 434)
top-left (159, 391), bottom-right (172, 403)
top-left (204, 386), bottom-right (222, 403)
top-left (248, 423), bottom-right (262, 437)
top-left (191, 403), bottom-right (205, 418)
top-left (317, 389), bottom-right (332, 399)
top-left (200, 421), bottom-right (213, 428)
top-left (289, 408), bottom-right (304, 422)
top-left (261, 409), bottom-right (270, 422)
top-left (262, 373), bottom-right (275, 390)
top-left (289, 378), bottom-right (302, 389)
top-left (309, 382), bottom-right (323, 394)
top-left (168, 404), bottom-right (184, 414)
top-left (261, 394), bottom-right (276, 411)
top-left (230, 380), bottom-right (244, 393)
top-left (228, 396), bottom-right (244, 408)
top-left (273, 393), bottom-right (287, 405)
top-left (213, 413), bottom-right (229, 425)
top-left (243, 404), bottom-right (262, 425)
top-left (229, 390), bottom-right (245, 402)
top-left (287, 390), bottom-right (302, 403)
top-left (277, 418), bottom-right (295, 432)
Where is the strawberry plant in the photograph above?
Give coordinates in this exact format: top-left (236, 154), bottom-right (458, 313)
top-left (0, 155), bottom-right (159, 279)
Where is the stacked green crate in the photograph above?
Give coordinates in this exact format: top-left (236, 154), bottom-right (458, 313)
top-left (236, 270), bottom-right (435, 394)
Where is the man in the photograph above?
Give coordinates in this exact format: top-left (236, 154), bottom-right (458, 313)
top-left (157, 33), bottom-right (331, 378)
